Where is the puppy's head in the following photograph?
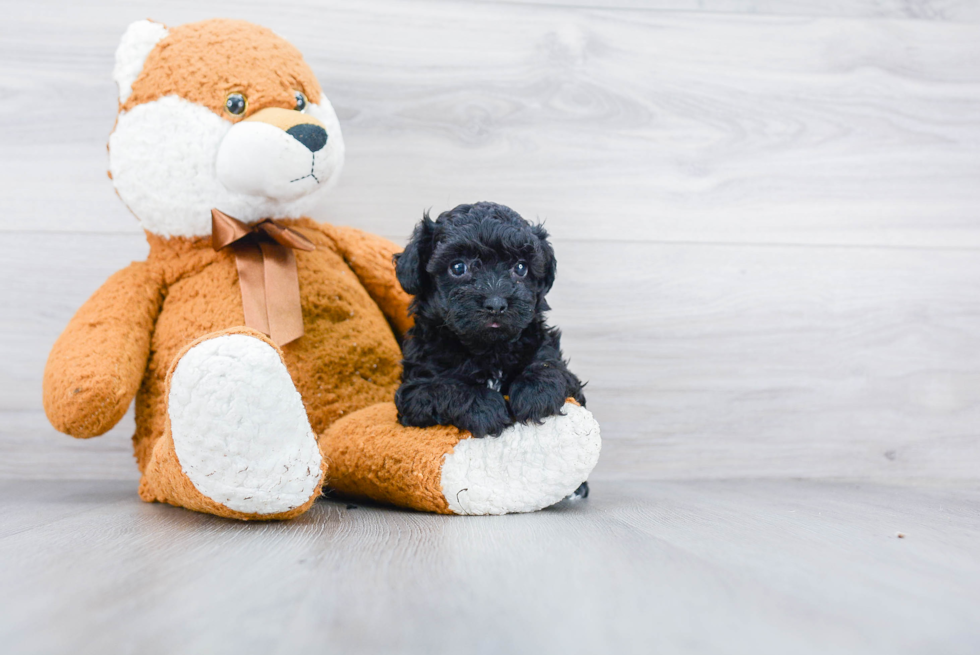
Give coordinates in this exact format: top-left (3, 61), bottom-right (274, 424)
top-left (396, 202), bottom-right (556, 346)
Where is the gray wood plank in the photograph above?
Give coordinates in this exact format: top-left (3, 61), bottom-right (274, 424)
top-left (551, 240), bottom-right (980, 482)
top-left (0, 478), bottom-right (977, 654)
top-left (1, 1), bottom-right (978, 247)
top-left (469, 0), bottom-right (980, 22)
top-left (7, 233), bottom-right (980, 482)
top-left (0, 233), bottom-right (149, 411)
top-left (0, 478), bottom-right (134, 540)
top-left (3, 5), bottom-right (979, 653)
top-left (0, 411), bottom-right (139, 483)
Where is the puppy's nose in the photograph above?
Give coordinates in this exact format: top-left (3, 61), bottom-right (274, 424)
top-left (484, 296), bottom-right (508, 314)
top-left (286, 123), bottom-right (328, 152)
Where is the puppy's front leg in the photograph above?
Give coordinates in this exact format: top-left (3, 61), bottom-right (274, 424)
top-left (458, 385), bottom-right (514, 438)
top-left (396, 380), bottom-right (512, 438)
top-left (508, 346), bottom-right (583, 424)
top-left (508, 365), bottom-right (567, 425)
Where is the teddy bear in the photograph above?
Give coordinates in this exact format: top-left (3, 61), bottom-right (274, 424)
top-left (42, 18), bottom-right (601, 520)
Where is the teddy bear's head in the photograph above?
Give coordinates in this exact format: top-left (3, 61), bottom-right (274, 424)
top-left (108, 19), bottom-right (345, 238)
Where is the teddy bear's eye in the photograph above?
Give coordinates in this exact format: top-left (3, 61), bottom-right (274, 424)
top-left (225, 93), bottom-right (247, 116)
top-left (294, 91), bottom-right (308, 113)
top-left (449, 261), bottom-right (467, 277)
top-left (513, 261), bottom-right (528, 277)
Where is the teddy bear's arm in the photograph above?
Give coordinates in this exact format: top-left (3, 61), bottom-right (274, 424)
top-left (43, 261), bottom-right (163, 438)
top-left (327, 225), bottom-right (414, 338)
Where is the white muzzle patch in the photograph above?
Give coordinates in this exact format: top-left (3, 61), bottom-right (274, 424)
top-left (109, 96), bottom-right (345, 238)
top-left (216, 120), bottom-right (334, 202)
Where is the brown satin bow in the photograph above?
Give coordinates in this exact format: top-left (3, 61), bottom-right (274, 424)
top-left (211, 209), bottom-right (315, 346)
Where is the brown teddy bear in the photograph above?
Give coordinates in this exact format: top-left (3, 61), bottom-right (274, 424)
top-left (42, 18), bottom-right (601, 520)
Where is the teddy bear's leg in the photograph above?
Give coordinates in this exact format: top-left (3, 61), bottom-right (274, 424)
top-left (321, 401), bottom-right (601, 515)
top-left (139, 328), bottom-right (325, 520)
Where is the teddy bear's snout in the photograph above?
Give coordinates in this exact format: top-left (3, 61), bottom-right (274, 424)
top-left (214, 106), bottom-right (342, 202)
top-left (285, 123), bottom-right (328, 152)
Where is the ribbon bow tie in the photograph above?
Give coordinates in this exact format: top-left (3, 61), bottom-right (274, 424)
top-left (211, 209), bottom-right (315, 346)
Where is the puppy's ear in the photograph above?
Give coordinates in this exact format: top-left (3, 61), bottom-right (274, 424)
top-left (532, 223), bottom-right (557, 296)
top-left (395, 212), bottom-right (436, 296)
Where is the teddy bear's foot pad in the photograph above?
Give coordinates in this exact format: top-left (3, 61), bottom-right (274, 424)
top-left (441, 403), bottom-right (601, 515)
top-left (168, 334), bottom-right (322, 515)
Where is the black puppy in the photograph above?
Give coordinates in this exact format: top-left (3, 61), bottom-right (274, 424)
top-left (394, 201), bottom-right (585, 438)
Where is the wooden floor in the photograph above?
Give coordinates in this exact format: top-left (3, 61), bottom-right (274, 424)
top-left (2, 0), bottom-right (979, 652)
top-left (0, 478), bottom-right (977, 654)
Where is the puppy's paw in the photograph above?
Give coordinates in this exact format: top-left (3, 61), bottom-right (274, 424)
top-left (456, 389), bottom-right (512, 438)
top-left (508, 374), bottom-right (567, 424)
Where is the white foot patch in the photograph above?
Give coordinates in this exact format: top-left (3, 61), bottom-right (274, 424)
top-left (441, 403), bottom-right (601, 515)
top-left (168, 334), bottom-right (322, 515)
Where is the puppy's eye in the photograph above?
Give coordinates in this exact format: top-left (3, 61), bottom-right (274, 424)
top-left (449, 261), bottom-right (467, 277)
top-left (225, 93), bottom-right (247, 116)
top-left (294, 90), bottom-right (308, 112)
top-left (513, 261), bottom-right (528, 277)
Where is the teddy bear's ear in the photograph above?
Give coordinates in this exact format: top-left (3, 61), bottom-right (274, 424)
top-left (113, 20), bottom-right (169, 104)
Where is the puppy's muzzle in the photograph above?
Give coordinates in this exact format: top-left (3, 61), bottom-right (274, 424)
top-left (483, 296), bottom-right (508, 315)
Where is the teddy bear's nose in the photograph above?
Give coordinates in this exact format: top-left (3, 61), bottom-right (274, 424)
top-left (286, 123), bottom-right (328, 152)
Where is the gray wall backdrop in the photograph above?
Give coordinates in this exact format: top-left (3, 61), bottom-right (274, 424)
top-left (2, 0), bottom-right (979, 483)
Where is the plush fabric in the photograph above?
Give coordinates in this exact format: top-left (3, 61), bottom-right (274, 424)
top-left (320, 400), bottom-right (599, 516)
top-left (164, 331), bottom-right (323, 514)
top-left (44, 215), bottom-right (410, 521)
top-left (43, 262), bottom-right (163, 438)
top-left (441, 402), bottom-right (601, 515)
top-left (139, 327), bottom-right (327, 520)
top-left (321, 403), bottom-right (461, 514)
top-left (45, 216), bottom-right (411, 520)
top-left (108, 19), bottom-right (344, 238)
top-left (43, 18), bottom-right (601, 520)
top-left (113, 20), bottom-right (169, 103)
top-left (122, 19), bottom-right (323, 114)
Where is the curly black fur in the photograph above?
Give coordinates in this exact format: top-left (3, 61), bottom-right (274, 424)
top-left (393, 202), bottom-right (585, 438)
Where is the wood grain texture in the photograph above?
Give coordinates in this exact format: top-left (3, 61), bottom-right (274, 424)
top-left (555, 240), bottom-right (980, 482)
top-left (1, 479), bottom-right (978, 654)
top-left (1, 1), bottom-right (979, 479)
top-left (1, 0), bottom-right (979, 247)
top-left (469, 0), bottom-right (980, 21)
top-left (6, 232), bottom-right (980, 482)
top-left (3, 3), bottom-right (980, 651)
